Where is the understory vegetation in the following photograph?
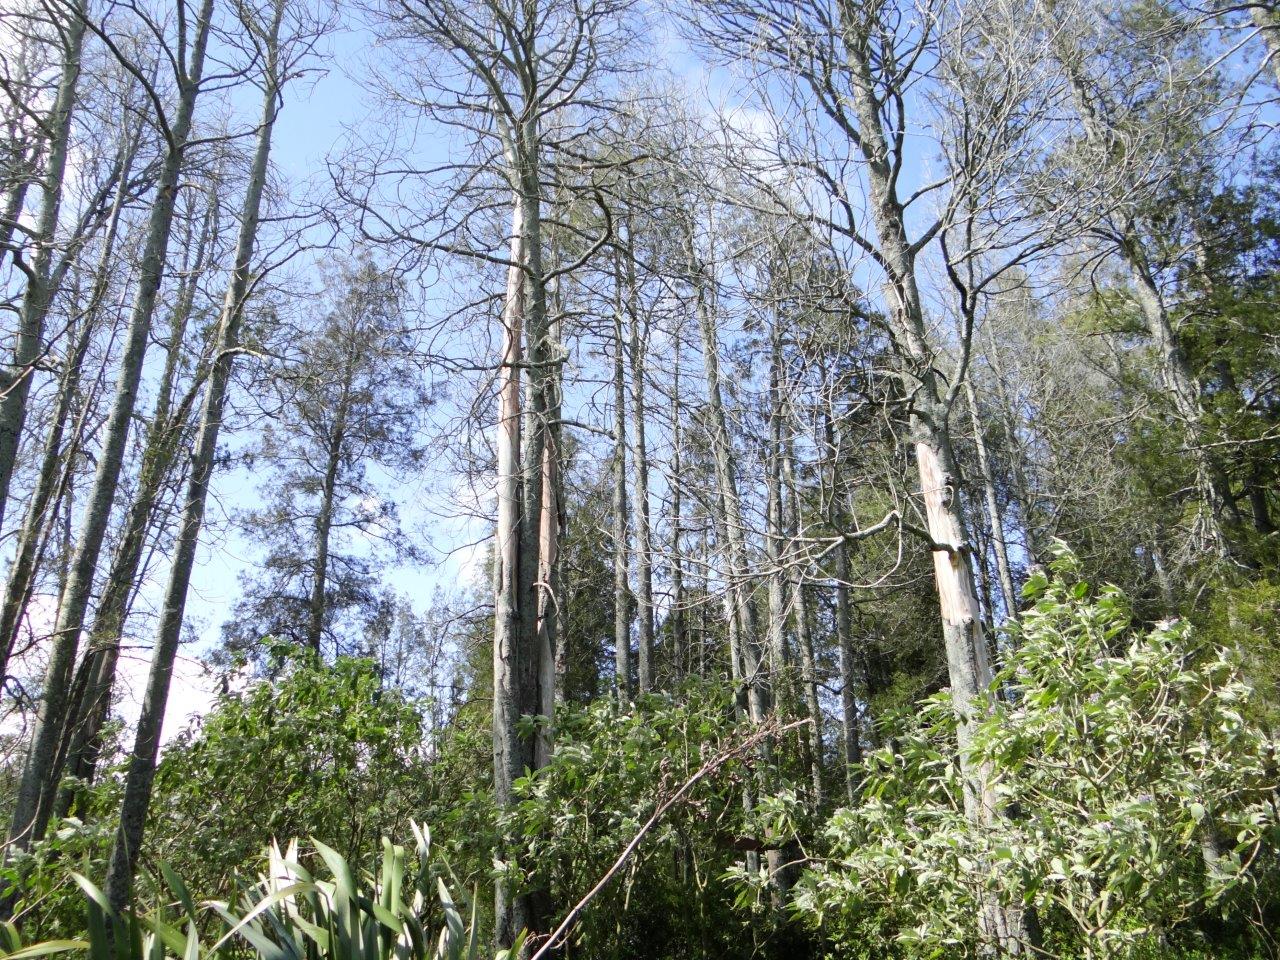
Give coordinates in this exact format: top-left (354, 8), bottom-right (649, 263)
top-left (1, 0), bottom-right (1280, 957)
top-left (4, 554), bottom-right (1278, 959)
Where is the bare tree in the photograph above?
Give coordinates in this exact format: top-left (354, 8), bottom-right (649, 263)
top-left (6, 0), bottom-right (217, 860)
top-left (0, 0), bottom-right (86, 537)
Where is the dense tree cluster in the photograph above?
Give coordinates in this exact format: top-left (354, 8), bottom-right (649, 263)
top-left (0, 0), bottom-right (1278, 957)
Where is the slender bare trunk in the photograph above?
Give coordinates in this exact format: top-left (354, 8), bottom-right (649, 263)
top-left (763, 332), bottom-right (799, 894)
top-left (612, 254), bottom-right (632, 698)
top-left (307, 415), bottom-right (346, 655)
top-left (984, 331), bottom-right (1040, 564)
top-left (626, 236), bottom-right (655, 693)
top-left (685, 221), bottom-right (766, 724)
top-left (825, 412), bottom-right (861, 803)
top-left (56, 214), bottom-right (213, 818)
top-left (764, 332), bottom-right (789, 694)
top-left (966, 380), bottom-right (1018, 624)
top-left (835, 3), bottom-right (1036, 947)
top-left (534, 310), bottom-right (561, 767)
top-left (783, 453), bottom-right (824, 806)
top-left (6, 0), bottom-right (215, 859)
top-left (0, 124), bottom-right (137, 675)
top-left (492, 195), bottom-right (526, 948)
top-left (102, 5), bottom-right (279, 905)
top-left (668, 346), bottom-right (687, 679)
top-left (494, 123), bottom-right (554, 946)
top-left (0, 6), bottom-right (85, 536)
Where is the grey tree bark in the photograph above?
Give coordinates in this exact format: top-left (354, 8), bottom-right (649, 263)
top-left (764, 330), bottom-right (790, 696)
top-left (103, 0), bottom-right (282, 906)
top-left (824, 411), bottom-right (862, 803)
top-left (492, 197), bottom-right (528, 946)
top-left (965, 379), bottom-right (1018, 624)
top-left (833, 5), bottom-right (1036, 949)
top-left (783, 451), bottom-right (825, 806)
top-left (0, 118), bottom-right (138, 676)
top-left (668, 341), bottom-right (687, 678)
top-left (611, 259), bottom-right (632, 698)
top-left (6, 0), bottom-right (215, 858)
top-left (534, 307), bottom-right (561, 766)
top-left (0, 5), bottom-right (86, 537)
top-left (54, 199), bottom-right (216, 820)
top-left (687, 224), bottom-right (766, 727)
top-left (625, 231), bottom-right (655, 693)
top-left (494, 141), bottom-right (557, 947)
top-left (306, 397), bottom-right (349, 654)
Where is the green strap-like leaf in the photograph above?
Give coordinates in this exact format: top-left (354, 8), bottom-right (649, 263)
top-left (0, 941), bottom-right (89, 960)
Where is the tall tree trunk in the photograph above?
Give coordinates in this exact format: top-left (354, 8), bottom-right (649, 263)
top-left (783, 453), bottom-right (824, 807)
top-left (835, 5), bottom-right (1036, 948)
top-left (55, 205), bottom-right (214, 819)
top-left (493, 124), bottom-right (555, 947)
top-left (516, 165), bottom-right (555, 938)
top-left (534, 310), bottom-right (562, 767)
top-left (764, 331), bottom-right (790, 697)
top-left (0, 122), bottom-right (137, 675)
top-left (966, 379), bottom-right (1018, 624)
top-left (983, 329), bottom-right (1041, 564)
top-left (547, 276), bottom-right (570, 703)
top-left (685, 222), bottom-right (766, 725)
top-left (0, 313), bottom-right (93, 669)
top-left (668, 343), bottom-right (687, 679)
top-left (626, 234), bottom-right (655, 693)
top-left (492, 193), bottom-right (527, 950)
top-left (687, 218), bottom-right (772, 890)
top-left (612, 254), bottom-right (632, 698)
top-left (307, 413), bottom-right (347, 655)
top-left (6, 0), bottom-right (214, 859)
top-left (0, 6), bottom-right (85, 536)
top-left (763, 330), bottom-right (798, 895)
top-left (825, 411), bottom-right (861, 803)
top-left (102, 5), bottom-right (280, 906)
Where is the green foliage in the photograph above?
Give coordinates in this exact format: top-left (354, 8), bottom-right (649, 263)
top-left (0, 809), bottom-right (121, 942)
top-left (225, 256), bottom-right (428, 660)
top-left (502, 681), bottom-right (801, 959)
top-left (1196, 579), bottom-right (1280, 721)
top-left (3, 827), bottom-right (506, 960)
top-left (146, 652), bottom-right (432, 899)
top-left (793, 547), bottom-right (1279, 959)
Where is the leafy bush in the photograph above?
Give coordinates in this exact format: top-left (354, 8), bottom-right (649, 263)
top-left (147, 652), bottom-right (434, 898)
top-left (793, 547), bottom-right (1279, 960)
top-left (503, 681), bottom-right (807, 959)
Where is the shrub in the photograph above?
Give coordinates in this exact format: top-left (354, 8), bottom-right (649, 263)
top-left (793, 547), bottom-right (1279, 960)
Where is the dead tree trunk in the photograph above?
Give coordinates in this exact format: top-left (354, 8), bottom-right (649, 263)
top-left (0, 119), bottom-right (137, 678)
